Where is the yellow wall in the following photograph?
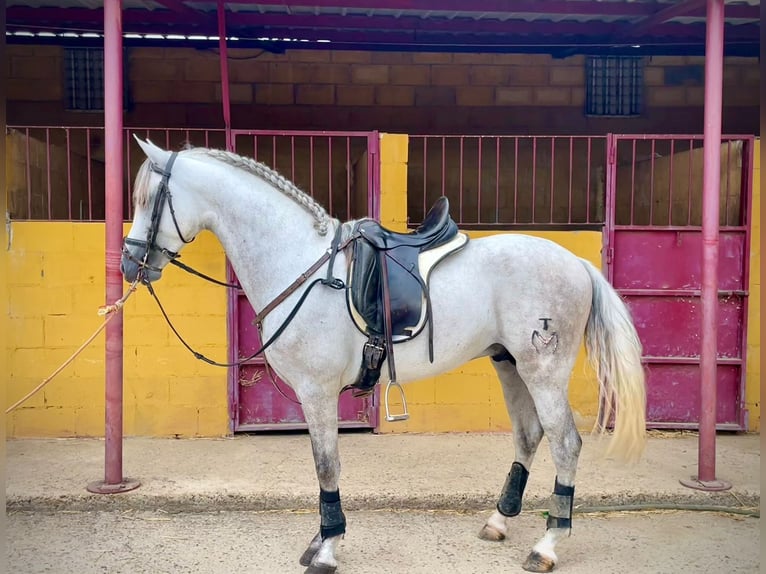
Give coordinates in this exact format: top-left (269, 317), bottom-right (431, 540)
top-left (745, 139), bottom-right (760, 431)
top-left (3, 134), bottom-right (760, 436)
top-left (5, 224), bottom-right (229, 437)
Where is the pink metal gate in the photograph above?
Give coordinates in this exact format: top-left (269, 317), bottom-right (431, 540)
top-left (605, 134), bottom-right (754, 430)
top-left (229, 130), bottom-right (380, 431)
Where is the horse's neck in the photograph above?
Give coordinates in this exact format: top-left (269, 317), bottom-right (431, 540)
top-left (197, 166), bottom-right (333, 313)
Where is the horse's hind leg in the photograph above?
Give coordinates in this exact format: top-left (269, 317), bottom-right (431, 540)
top-left (298, 393), bottom-right (346, 574)
top-left (518, 363), bottom-right (582, 573)
top-left (480, 353), bottom-right (545, 542)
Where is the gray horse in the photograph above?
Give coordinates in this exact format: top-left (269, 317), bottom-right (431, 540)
top-left (122, 138), bottom-right (646, 573)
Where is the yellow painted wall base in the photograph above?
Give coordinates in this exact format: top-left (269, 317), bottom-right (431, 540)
top-left (5, 223), bottom-right (229, 437)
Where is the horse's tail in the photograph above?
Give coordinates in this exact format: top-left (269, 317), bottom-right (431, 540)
top-left (580, 258), bottom-right (646, 463)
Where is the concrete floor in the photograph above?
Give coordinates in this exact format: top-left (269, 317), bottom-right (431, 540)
top-left (8, 508), bottom-right (759, 574)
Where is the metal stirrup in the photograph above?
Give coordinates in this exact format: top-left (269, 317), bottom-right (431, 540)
top-left (384, 380), bottom-right (409, 422)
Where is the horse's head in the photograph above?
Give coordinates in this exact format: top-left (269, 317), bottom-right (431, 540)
top-left (121, 137), bottom-right (200, 284)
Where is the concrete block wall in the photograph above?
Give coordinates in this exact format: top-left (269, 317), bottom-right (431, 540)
top-left (5, 224), bottom-right (229, 437)
top-left (5, 46), bottom-right (760, 136)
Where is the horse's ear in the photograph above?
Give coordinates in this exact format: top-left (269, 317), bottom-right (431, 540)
top-left (133, 135), bottom-right (170, 165)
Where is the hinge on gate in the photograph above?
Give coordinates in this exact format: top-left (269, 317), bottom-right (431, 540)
top-left (606, 247), bottom-right (614, 264)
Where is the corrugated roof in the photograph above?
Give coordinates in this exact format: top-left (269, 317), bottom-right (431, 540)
top-left (6, 1), bottom-right (761, 56)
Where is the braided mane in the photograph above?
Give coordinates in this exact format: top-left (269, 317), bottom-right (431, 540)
top-left (197, 148), bottom-right (334, 236)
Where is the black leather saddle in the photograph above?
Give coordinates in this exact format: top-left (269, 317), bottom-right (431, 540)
top-left (346, 197), bottom-right (468, 393)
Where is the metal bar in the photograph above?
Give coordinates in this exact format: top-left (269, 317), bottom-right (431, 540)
top-left (603, 133), bottom-right (617, 282)
top-left (25, 128), bottom-right (31, 219)
top-left (124, 128), bottom-right (130, 220)
top-left (423, 137), bottom-right (428, 216)
top-left (649, 139), bottom-right (655, 225)
top-left (531, 136), bottom-right (537, 223)
top-left (272, 135), bottom-right (277, 173)
top-left (735, 137), bottom-right (754, 429)
top-left (369, 130), bottom-right (380, 222)
top-left (327, 136), bottom-right (333, 215)
top-left (688, 138), bottom-right (694, 225)
top-left (630, 138), bottom-right (636, 225)
top-left (495, 137), bottom-right (500, 224)
top-left (724, 140), bottom-right (731, 225)
top-left (477, 137), bottom-right (482, 224)
top-left (440, 137), bottom-right (445, 198)
top-left (85, 0), bottom-right (138, 495)
top-left (585, 137), bottom-right (591, 224)
top-left (217, 0), bottom-right (233, 152)
top-left (648, 422), bottom-right (744, 431)
top-left (87, 128), bottom-right (93, 220)
top-left (345, 136), bottom-right (350, 220)
top-left (291, 135), bottom-right (296, 184)
top-left (65, 128), bottom-right (73, 220)
top-left (567, 137), bottom-right (573, 224)
top-left (694, 0), bottom-right (726, 488)
top-left (550, 137), bottom-right (555, 223)
top-left (458, 137), bottom-right (464, 223)
top-left (309, 135), bottom-right (314, 196)
top-left (668, 139), bottom-right (675, 225)
top-left (103, 0), bottom-right (124, 487)
top-left (641, 356), bottom-right (742, 365)
top-left (45, 128), bottom-right (51, 219)
top-left (513, 137), bottom-right (519, 224)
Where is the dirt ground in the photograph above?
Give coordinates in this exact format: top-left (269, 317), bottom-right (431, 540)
top-left (8, 508), bottom-right (759, 574)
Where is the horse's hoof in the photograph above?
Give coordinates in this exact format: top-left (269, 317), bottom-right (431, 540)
top-left (478, 524), bottom-right (506, 542)
top-left (300, 532), bottom-right (322, 567)
top-left (299, 547), bottom-right (319, 567)
top-left (304, 565), bottom-right (337, 574)
top-left (522, 551), bottom-right (556, 573)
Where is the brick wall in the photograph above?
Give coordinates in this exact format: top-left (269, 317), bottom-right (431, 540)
top-left (6, 46), bottom-right (760, 135)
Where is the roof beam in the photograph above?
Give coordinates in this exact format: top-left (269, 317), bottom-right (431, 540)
top-left (211, 1), bottom-right (661, 16)
top-left (204, 0), bottom-right (758, 18)
top-left (153, 0), bottom-right (208, 20)
top-left (628, 0), bottom-right (706, 36)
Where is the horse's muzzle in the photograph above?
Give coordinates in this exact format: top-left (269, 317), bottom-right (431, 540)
top-left (121, 244), bottom-right (162, 283)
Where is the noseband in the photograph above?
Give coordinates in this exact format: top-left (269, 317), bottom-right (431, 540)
top-left (123, 152), bottom-right (194, 278)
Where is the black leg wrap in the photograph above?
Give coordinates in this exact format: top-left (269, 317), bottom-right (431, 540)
top-left (497, 462), bottom-right (529, 517)
top-left (545, 477), bottom-right (575, 531)
top-left (319, 489), bottom-right (347, 540)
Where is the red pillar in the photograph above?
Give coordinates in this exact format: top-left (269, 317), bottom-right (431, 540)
top-left (87, 0), bottom-right (139, 494)
top-left (218, 0), bottom-right (233, 152)
top-left (680, 0), bottom-right (732, 492)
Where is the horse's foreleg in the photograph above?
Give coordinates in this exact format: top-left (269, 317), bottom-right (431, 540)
top-left (480, 355), bottom-right (544, 542)
top-left (521, 371), bottom-right (582, 573)
top-left (299, 394), bottom-right (345, 574)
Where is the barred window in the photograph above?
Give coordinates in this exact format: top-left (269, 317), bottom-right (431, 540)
top-left (586, 56), bottom-right (643, 117)
top-left (65, 47), bottom-right (105, 111)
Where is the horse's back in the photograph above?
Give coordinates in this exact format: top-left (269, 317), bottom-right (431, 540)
top-left (457, 233), bottom-right (592, 295)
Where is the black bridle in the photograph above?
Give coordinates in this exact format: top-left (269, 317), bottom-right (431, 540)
top-left (122, 152), bottom-right (198, 276)
top-left (123, 151), bottom-right (348, 373)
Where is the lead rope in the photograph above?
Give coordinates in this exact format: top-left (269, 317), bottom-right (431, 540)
top-left (5, 280), bottom-right (140, 414)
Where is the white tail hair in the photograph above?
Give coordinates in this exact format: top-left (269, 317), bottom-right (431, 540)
top-left (580, 259), bottom-right (647, 463)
